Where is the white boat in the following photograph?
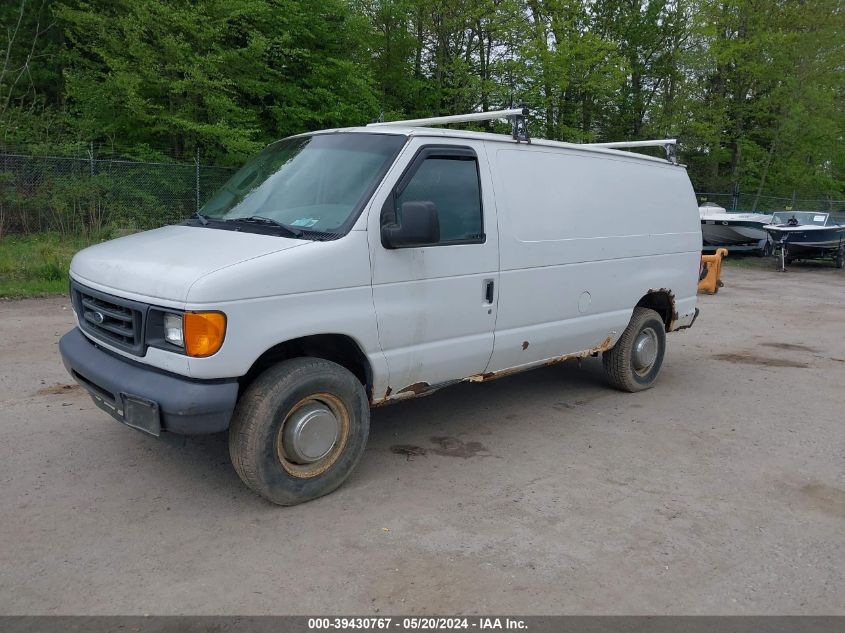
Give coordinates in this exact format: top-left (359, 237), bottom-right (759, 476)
top-left (699, 203), bottom-right (773, 248)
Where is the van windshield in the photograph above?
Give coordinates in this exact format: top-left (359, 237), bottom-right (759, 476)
top-left (199, 133), bottom-right (406, 237)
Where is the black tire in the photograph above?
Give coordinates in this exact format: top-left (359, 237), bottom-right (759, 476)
top-left (602, 307), bottom-right (667, 393)
top-left (835, 252), bottom-right (844, 269)
top-left (229, 357), bottom-right (370, 506)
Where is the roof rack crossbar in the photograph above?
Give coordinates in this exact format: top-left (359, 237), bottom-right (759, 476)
top-left (582, 139), bottom-right (676, 149)
top-left (582, 139), bottom-right (678, 164)
top-left (367, 108), bottom-right (528, 130)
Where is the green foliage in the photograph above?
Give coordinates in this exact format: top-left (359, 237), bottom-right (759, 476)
top-left (1, 0), bottom-right (843, 205)
top-left (49, 0), bottom-right (379, 164)
top-left (0, 232), bottom-right (97, 297)
top-left (679, 0), bottom-right (845, 206)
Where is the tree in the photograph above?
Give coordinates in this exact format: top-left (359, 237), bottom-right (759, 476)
top-left (0, 0), bottom-right (62, 146)
top-left (54, 0), bottom-right (379, 163)
top-left (0, 0), bottom-right (842, 207)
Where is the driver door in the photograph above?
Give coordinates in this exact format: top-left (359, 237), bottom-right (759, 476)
top-left (368, 138), bottom-right (499, 395)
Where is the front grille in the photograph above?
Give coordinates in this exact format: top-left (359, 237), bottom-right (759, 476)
top-left (71, 282), bottom-right (146, 355)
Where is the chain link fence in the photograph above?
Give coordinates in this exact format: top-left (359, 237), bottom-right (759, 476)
top-left (2, 148), bottom-right (844, 238)
top-left (0, 149), bottom-right (235, 237)
top-left (695, 191), bottom-right (845, 214)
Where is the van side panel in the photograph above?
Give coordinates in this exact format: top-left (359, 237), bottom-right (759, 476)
top-left (486, 145), bottom-right (700, 373)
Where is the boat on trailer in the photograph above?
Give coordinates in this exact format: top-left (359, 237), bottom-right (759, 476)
top-left (699, 203), bottom-right (773, 253)
top-left (763, 211), bottom-right (845, 270)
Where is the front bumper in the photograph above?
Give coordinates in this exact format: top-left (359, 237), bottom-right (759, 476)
top-left (59, 328), bottom-right (238, 435)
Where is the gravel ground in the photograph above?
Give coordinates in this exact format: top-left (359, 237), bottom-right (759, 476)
top-left (0, 265), bottom-right (843, 615)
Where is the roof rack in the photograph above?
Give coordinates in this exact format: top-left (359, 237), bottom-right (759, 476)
top-left (368, 108), bottom-right (678, 162)
top-left (368, 107), bottom-right (531, 143)
top-left (583, 139), bottom-right (678, 164)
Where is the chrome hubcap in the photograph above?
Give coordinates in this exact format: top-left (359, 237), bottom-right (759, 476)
top-left (282, 402), bottom-right (340, 464)
top-left (632, 327), bottom-right (658, 373)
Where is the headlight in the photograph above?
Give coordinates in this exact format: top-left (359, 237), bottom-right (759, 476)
top-left (149, 309), bottom-right (226, 357)
top-left (163, 313), bottom-right (184, 347)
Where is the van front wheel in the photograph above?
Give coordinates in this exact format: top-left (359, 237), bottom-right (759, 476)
top-left (602, 307), bottom-right (666, 392)
top-left (229, 358), bottom-right (370, 505)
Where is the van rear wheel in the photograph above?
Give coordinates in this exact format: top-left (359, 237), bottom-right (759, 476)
top-left (229, 358), bottom-right (369, 505)
top-left (602, 307), bottom-right (666, 392)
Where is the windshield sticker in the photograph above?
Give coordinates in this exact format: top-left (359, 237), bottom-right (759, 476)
top-left (291, 218), bottom-right (319, 227)
top-left (813, 215), bottom-right (825, 222)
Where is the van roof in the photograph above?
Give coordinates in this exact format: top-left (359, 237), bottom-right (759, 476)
top-left (307, 126), bottom-right (681, 167)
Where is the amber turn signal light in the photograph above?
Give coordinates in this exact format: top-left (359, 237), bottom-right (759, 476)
top-left (183, 312), bottom-right (227, 357)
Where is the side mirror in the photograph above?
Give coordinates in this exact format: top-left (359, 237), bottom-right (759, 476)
top-left (381, 201), bottom-right (440, 249)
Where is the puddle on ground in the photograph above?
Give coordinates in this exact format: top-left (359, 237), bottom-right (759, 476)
top-left (430, 436), bottom-right (489, 458)
top-left (390, 445), bottom-right (427, 460)
top-left (712, 353), bottom-right (809, 369)
top-left (800, 482), bottom-right (845, 519)
top-left (390, 436), bottom-right (490, 460)
top-left (552, 399), bottom-right (595, 411)
top-left (35, 383), bottom-right (81, 396)
top-left (760, 342), bottom-right (818, 353)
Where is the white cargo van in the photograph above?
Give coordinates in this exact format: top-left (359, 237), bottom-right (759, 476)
top-left (60, 109), bottom-right (701, 505)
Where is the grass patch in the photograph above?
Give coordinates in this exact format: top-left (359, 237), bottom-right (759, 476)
top-left (721, 254), bottom-right (776, 269)
top-left (0, 233), bottom-right (102, 298)
top-left (721, 252), bottom-right (842, 272)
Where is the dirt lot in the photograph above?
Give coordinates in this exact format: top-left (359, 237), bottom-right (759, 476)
top-left (1, 265), bottom-right (843, 615)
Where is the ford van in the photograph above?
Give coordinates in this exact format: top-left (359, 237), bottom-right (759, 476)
top-left (60, 109), bottom-right (701, 505)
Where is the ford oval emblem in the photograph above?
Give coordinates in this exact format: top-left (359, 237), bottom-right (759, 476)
top-left (87, 310), bottom-right (105, 324)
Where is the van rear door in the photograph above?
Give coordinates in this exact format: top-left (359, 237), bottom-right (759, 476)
top-left (368, 138), bottom-right (499, 394)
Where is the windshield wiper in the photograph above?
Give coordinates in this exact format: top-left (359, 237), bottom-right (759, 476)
top-left (225, 216), bottom-right (303, 238)
top-left (194, 211), bottom-right (209, 226)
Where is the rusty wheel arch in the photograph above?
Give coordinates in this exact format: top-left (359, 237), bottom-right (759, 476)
top-left (636, 289), bottom-right (677, 332)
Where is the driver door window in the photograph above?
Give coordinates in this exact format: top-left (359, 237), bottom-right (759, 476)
top-left (396, 154), bottom-right (484, 244)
